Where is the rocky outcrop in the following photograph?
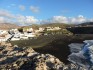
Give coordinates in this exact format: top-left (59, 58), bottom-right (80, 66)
top-left (0, 42), bottom-right (89, 70)
top-left (0, 42), bottom-right (64, 70)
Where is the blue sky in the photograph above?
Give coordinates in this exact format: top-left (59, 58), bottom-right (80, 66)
top-left (0, 0), bottom-right (93, 25)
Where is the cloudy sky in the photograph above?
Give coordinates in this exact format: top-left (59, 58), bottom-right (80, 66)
top-left (0, 0), bottom-right (93, 25)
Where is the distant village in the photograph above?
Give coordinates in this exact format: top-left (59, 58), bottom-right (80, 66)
top-left (0, 26), bottom-right (70, 42)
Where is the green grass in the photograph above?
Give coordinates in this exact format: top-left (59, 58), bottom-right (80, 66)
top-left (10, 34), bottom-right (68, 48)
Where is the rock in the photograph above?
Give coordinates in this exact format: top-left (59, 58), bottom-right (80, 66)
top-left (27, 52), bottom-right (38, 57)
top-left (27, 54), bottom-right (64, 70)
top-left (0, 42), bottom-right (64, 70)
top-left (0, 42), bottom-right (88, 70)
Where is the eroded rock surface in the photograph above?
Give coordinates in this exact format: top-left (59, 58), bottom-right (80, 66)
top-left (0, 42), bottom-right (64, 70)
top-left (0, 42), bottom-right (89, 70)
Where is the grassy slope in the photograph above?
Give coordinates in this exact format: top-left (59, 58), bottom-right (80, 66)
top-left (22, 23), bottom-right (75, 30)
top-left (10, 34), bottom-right (67, 48)
top-left (10, 34), bottom-right (93, 64)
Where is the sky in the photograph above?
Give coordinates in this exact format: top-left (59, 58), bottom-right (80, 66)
top-left (0, 0), bottom-right (93, 25)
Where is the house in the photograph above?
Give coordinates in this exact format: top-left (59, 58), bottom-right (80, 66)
top-left (11, 37), bottom-right (20, 41)
top-left (27, 28), bottom-right (34, 33)
top-left (38, 27), bottom-right (45, 32)
top-left (46, 27), bottom-right (61, 31)
top-left (24, 33), bottom-right (36, 38)
top-left (0, 30), bottom-right (8, 35)
top-left (0, 37), bottom-right (6, 42)
top-left (20, 35), bottom-right (28, 40)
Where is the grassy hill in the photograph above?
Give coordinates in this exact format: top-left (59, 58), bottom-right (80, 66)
top-left (22, 23), bottom-right (75, 29)
top-left (40, 23), bottom-right (70, 28)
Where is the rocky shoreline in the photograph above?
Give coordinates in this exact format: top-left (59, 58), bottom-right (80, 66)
top-left (0, 42), bottom-right (87, 70)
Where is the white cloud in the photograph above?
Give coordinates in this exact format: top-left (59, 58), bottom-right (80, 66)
top-left (90, 18), bottom-right (93, 22)
top-left (30, 6), bottom-right (39, 13)
top-left (0, 10), bottom-right (39, 25)
top-left (70, 15), bottom-right (87, 23)
top-left (16, 15), bottom-right (38, 25)
top-left (0, 17), bottom-right (5, 23)
top-left (0, 16), bottom-right (14, 23)
top-left (0, 9), bottom-right (93, 25)
top-left (42, 15), bottom-right (90, 24)
top-left (51, 16), bottom-right (69, 23)
top-left (19, 5), bottom-right (25, 11)
top-left (25, 16), bottom-right (38, 24)
top-left (0, 10), bottom-right (15, 18)
top-left (16, 15), bottom-right (25, 24)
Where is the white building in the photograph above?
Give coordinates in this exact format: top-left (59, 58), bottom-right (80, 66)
top-left (46, 27), bottom-right (61, 31)
top-left (24, 33), bottom-right (36, 38)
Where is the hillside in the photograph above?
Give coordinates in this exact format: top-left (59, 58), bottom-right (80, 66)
top-left (22, 23), bottom-right (75, 29)
top-left (66, 22), bottom-right (93, 34)
top-left (0, 23), bottom-right (20, 30)
top-left (79, 22), bottom-right (93, 26)
top-left (40, 23), bottom-right (75, 28)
